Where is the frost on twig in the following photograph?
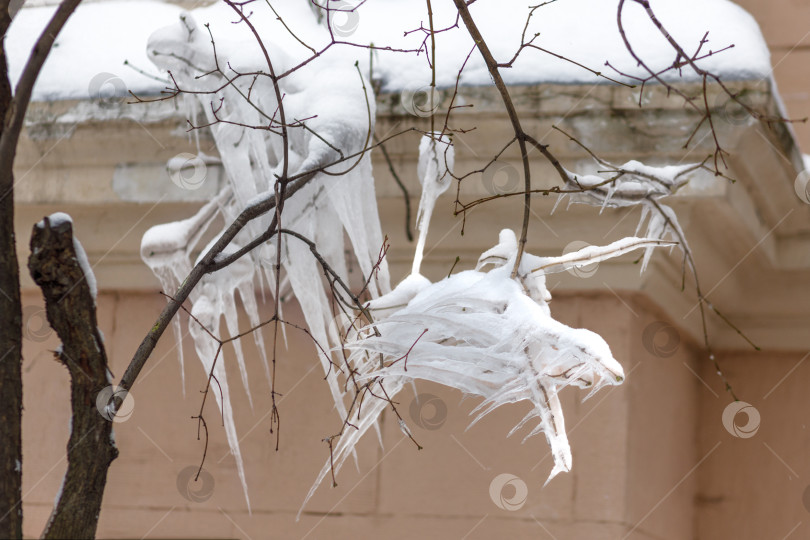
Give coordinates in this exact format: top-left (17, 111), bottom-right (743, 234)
top-left (295, 133), bottom-right (678, 515)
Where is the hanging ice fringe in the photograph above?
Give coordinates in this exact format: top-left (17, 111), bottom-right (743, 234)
top-left (138, 9), bottom-right (689, 517)
top-left (297, 136), bottom-right (676, 516)
top-left (141, 10), bottom-right (390, 508)
top-left (552, 160), bottom-right (700, 272)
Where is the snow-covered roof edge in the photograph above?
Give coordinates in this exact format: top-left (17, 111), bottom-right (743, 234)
top-left (8, 0), bottom-right (772, 102)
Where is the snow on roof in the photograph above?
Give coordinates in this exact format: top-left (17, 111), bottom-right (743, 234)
top-left (8, 0), bottom-right (771, 102)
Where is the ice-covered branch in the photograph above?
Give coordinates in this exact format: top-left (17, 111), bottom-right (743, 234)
top-left (550, 129), bottom-right (757, 398)
top-left (123, 171), bottom-right (315, 393)
top-left (299, 228), bottom-right (674, 514)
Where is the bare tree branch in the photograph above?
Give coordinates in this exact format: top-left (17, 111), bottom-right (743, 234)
top-left (452, 0), bottom-right (533, 278)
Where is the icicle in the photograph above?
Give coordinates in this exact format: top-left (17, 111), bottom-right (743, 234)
top-left (299, 229), bottom-right (672, 512)
top-left (554, 159), bottom-right (695, 274)
top-left (237, 280), bottom-right (272, 388)
top-left (283, 228), bottom-right (351, 424)
top-left (189, 295), bottom-right (251, 510)
top-left (141, 188), bottom-right (233, 396)
top-left (145, 10), bottom-right (394, 512)
top-left (298, 376), bottom-right (405, 520)
top-left (550, 192), bottom-right (567, 215)
top-left (412, 134), bottom-right (454, 276)
top-left (222, 287), bottom-right (254, 410)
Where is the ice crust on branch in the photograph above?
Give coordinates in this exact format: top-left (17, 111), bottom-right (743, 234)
top-left (298, 138), bottom-right (676, 515)
top-left (140, 10), bottom-right (390, 507)
top-left (554, 160), bottom-right (698, 272)
top-left (299, 228), bottom-right (673, 514)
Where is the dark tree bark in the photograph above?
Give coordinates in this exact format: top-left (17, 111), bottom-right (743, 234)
top-left (0, 1), bottom-right (84, 537)
top-left (0, 5), bottom-right (24, 538)
top-left (28, 217), bottom-right (118, 540)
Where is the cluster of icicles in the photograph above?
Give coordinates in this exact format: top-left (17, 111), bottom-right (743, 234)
top-left (140, 11), bottom-right (694, 514)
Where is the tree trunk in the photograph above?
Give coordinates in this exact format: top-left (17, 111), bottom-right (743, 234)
top-left (0, 2), bottom-right (90, 537)
top-left (28, 217), bottom-right (118, 540)
top-left (0, 6), bottom-right (23, 538)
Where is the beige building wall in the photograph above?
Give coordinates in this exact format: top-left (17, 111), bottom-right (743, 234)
top-left (20, 289), bottom-right (708, 539)
top-left (737, 0), bottom-right (810, 152)
top-left (696, 350), bottom-right (810, 540)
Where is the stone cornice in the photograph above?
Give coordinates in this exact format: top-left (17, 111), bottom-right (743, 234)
top-left (14, 80), bottom-right (810, 351)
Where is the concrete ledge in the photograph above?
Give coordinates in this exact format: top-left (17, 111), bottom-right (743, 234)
top-left (13, 80), bottom-right (810, 350)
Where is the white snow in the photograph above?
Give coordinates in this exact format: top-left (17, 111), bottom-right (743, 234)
top-left (8, 1), bottom-right (180, 101)
top-left (72, 234), bottom-right (97, 302)
top-left (36, 211), bottom-right (71, 229)
top-left (52, 473), bottom-right (65, 511)
top-left (8, 0), bottom-right (771, 101)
